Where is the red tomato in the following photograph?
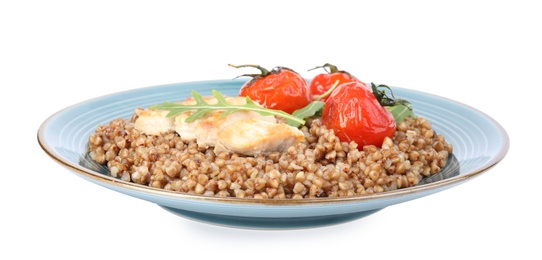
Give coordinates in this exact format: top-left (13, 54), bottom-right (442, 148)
top-left (309, 63), bottom-right (367, 101)
top-left (231, 64), bottom-right (312, 114)
top-left (322, 81), bottom-right (396, 147)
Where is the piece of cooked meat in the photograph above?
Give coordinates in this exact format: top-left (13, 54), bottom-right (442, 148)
top-left (134, 109), bottom-right (173, 136)
top-left (134, 96), bottom-right (305, 156)
top-left (215, 118), bottom-right (305, 155)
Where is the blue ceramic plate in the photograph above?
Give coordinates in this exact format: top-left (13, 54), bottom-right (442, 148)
top-left (38, 79), bottom-right (509, 229)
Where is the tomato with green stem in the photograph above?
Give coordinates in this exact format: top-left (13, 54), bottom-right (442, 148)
top-left (230, 64), bottom-right (312, 114)
top-left (322, 81), bottom-right (396, 147)
top-left (309, 63), bottom-right (366, 101)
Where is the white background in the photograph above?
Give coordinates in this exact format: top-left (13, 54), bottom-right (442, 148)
top-left (2, 0), bottom-right (540, 259)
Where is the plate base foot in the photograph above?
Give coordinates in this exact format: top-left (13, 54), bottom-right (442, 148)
top-left (159, 205), bottom-right (384, 230)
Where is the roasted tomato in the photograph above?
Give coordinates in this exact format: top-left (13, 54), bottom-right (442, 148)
top-left (322, 81), bottom-right (396, 147)
top-left (309, 63), bottom-right (366, 101)
top-left (230, 64), bottom-right (312, 114)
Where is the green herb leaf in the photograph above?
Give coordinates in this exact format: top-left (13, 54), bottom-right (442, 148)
top-left (288, 101), bottom-right (326, 127)
top-left (150, 90), bottom-right (306, 126)
top-left (386, 104), bottom-right (415, 123)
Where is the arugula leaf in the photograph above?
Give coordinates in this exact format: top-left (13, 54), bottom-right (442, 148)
top-left (151, 90), bottom-right (306, 126)
top-left (288, 101), bottom-right (325, 127)
top-left (386, 104), bottom-right (415, 123)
